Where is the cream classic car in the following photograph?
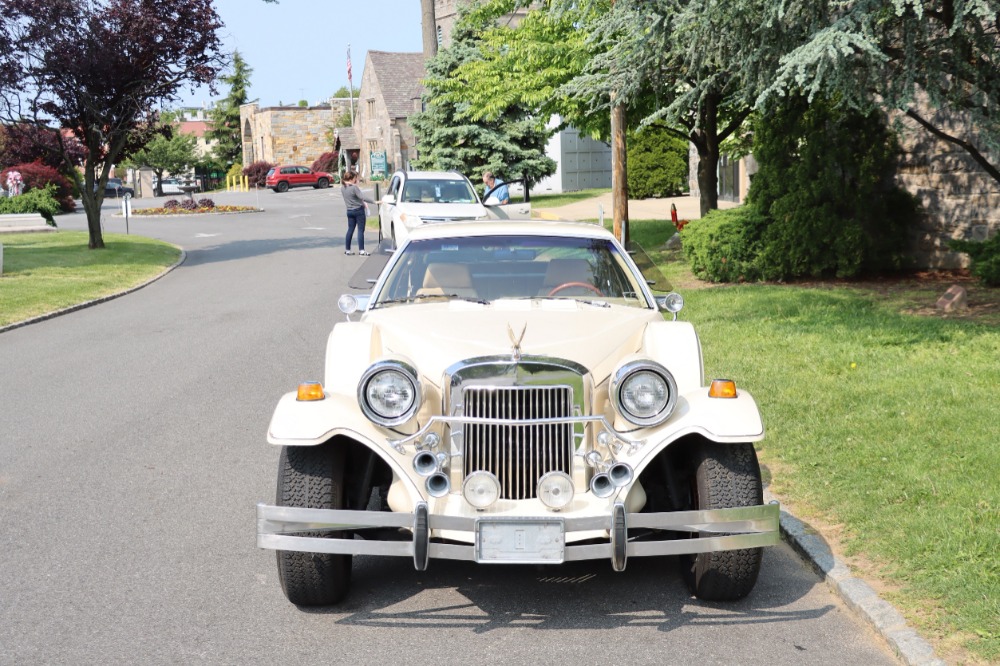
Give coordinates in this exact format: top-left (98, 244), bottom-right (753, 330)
top-left (257, 220), bottom-right (780, 606)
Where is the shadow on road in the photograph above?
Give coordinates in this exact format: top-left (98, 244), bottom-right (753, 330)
top-left (298, 550), bottom-right (834, 633)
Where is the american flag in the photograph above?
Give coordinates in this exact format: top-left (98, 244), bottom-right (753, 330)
top-left (347, 45), bottom-right (352, 83)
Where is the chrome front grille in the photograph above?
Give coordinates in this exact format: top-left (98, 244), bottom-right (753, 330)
top-left (462, 386), bottom-right (574, 500)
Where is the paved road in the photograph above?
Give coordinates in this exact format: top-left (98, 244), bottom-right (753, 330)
top-left (0, 189), bottom-right (897, 665)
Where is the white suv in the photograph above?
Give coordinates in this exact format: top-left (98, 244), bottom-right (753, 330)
top-left (378, 170), bottom-right (530, 249)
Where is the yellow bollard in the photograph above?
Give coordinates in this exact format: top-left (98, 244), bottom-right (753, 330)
top-left (242, 175), bottom-right (249, 192)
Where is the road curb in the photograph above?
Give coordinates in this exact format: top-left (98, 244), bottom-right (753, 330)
top-left (764, 489), bottom-right (944, 665)
top-left (0, 246), bottom-right (187, 335)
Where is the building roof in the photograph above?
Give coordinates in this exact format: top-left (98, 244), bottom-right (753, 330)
top-left (178, 120), bottom-right (209, 138)
top-left (367, 51), bottom-right (425, 118)
top-left (336, 127), bottom-right (359, 151)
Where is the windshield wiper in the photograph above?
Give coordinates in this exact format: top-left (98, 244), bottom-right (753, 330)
top-left (374, 294), bottom-right (490, 307)
top-left (538, 296), bottom-right (610, 308)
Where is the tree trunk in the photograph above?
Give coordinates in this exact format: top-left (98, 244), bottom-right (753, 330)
top-left (611, 101), bottom-right (629, 244)
top-left (82, 192), bottom-right (106, 249)
top-left (694, 94), bottom-right (721, 218)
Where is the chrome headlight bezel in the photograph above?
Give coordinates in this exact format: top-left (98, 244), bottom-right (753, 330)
top-left (358, 360), bottom-right (422, 427)
top-left (610, 360), bottom-right (678, 427)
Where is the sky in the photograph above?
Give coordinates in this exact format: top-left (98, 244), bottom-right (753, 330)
top-left (176, 0), bottom-right (424, 109)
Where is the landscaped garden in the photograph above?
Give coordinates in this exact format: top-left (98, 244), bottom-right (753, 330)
top-left (131, 197), bottom-right (260, 215)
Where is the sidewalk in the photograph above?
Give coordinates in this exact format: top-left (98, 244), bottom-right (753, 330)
top-left (533, 193), bottom-right (739, 222)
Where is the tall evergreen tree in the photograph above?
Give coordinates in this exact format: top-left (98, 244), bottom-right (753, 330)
top-left (207, 51), bottom-right (252, 166)
top-left (411, 5), bottom-right (555, 187)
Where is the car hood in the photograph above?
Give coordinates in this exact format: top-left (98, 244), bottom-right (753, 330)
top-left (362, 301), bottom-right (662, 386)
top-left (395, 201), bottom-right (487, 222)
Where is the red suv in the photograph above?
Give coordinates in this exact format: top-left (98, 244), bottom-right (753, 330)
top-left (266, 165), bottom-right (334, 192)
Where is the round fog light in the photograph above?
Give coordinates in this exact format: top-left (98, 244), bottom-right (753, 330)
top-left (462, 471), bottom-right (501, 510)
top-left (537, 471), bottom-right (575, 510)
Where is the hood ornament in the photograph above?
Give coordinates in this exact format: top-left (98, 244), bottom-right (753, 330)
top-left (507, 323), bottom-right (527, 362)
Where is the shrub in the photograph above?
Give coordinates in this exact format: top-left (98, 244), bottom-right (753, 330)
top-left (197, 198), bottom-right (215, 208)
top-left (746, 95), bottom-right (917, 280)
top-left (1, 162), bottom-right (76, 212)
top-left (311, 151), bottom-right (339, 175)
top-left (226, 162), bottom-right (243, 181)
top-left (681, 206), bottom-right (768, 282)
top-left (243, 160), bottom-right (275, 188)
top-left (179, 199), bottom-right (197, 210)
top-left (0, 184), bottom-right (61, 225)
top-left (950, 234), bottom-right (1000, 286)
top-left (627, 123), bottom-right (688, 198)
top-left (164, 199), bottom-right (180, 209)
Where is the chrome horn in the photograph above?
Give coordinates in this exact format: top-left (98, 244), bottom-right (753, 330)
top-left (413, 450), bottom-right (438, 477)
top-left (426, 472), bottom-right (451, 498)
top-left (608, 463), bottom-right (634, 487)
top-left (590, 473), bottom-right (615, 498)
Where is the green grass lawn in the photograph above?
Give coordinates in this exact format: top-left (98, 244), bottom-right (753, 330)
top-left (625, 217), bottom-right (999, 662)
top-left (531, 188), bottom-right (611, 209)
top-left (0, 231), bottom-right (181, 327)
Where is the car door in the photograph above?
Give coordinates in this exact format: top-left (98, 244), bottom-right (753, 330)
top-left (484, 178), bottom-right (532, 220)
top-left (379, 173), bottom-right (403, 237)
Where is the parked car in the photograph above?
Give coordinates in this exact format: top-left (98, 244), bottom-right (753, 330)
top-left (100, 177), bottom-right (134, 198)
top-left (154, 177), bottom-right (184, 195)
top-left (378, 170), bottom-right (531, 250)
top-left (265, 165), bottom-right (333, 192)
top-left (256, 219), bottom-right (780, 607)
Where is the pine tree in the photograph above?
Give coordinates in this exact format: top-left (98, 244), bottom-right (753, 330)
top-left (207, 51), bottom-right (252, 166)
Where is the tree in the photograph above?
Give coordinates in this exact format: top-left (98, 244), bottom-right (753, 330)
top-left (411, 3), bottom-right (556, 186)
top-left (0, 123), bottom-right (86, 172)
top-left (330, 86), bottom-right (352, 99)
top-left (1, 0), bottom-right (224, 249)
top-left (206, 50), bottom-right (252, 167)
top-left (122, 116), bottom-right (198, 197)
top-left (762, 0), bottom-right (1000, 186)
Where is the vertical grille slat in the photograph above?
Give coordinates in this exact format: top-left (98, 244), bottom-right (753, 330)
top-left (462, 385), bottom-right (574, 500)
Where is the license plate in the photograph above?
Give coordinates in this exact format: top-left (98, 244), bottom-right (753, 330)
top-left (475, 519), bottom-right (565, 564)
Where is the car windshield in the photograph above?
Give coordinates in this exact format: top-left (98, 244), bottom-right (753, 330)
top-left (373, 235), bottom-right (651, 308)
top-left (401, 178), bottom-right (478, 204)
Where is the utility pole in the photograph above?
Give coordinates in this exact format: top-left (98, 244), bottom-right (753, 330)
top-left (609, 0), bottom-right (628, 244)
top-left (421, 0), bottom-right (437, 59)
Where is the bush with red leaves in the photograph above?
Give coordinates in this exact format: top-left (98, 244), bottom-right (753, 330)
top-left (1, 163), bottom-right (76, 212)
top-left (197, 198), bottom-right (215, 208)
top-left (179, 199), bottom-right (198, 210)
top-left (311, 151), bottom-right (339, 175)
top-left (164, 199), bottom-right (180, 208)
top-left (243, 161), bottom-right (275, 188)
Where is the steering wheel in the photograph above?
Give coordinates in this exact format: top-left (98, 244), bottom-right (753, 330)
top-left (547, 281), bottom-right (603, 297)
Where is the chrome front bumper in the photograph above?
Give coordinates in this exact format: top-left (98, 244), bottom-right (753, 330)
top-left (256, 501), bottom-right (780, 572)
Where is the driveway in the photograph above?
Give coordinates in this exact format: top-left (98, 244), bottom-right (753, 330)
top-left (0, 189), bottom-right (898, 664)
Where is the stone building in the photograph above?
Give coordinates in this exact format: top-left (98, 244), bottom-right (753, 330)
top-left (895, 110), bottom-right (1000, 269)
top-left (239, 98), bottom-right (354, 167)
top-left (353, 51), bottom-right (425, 178)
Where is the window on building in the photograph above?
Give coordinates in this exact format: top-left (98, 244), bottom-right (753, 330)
top-left (367, 99), bottom-right (376, 118)
top-left (437, 25), bottom-right (442, 46)
top-left (368, 140), bottom-right (379, 152)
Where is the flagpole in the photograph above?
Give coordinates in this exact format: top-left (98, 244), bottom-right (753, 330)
top-left (347, 44), bottom-right (355, 126)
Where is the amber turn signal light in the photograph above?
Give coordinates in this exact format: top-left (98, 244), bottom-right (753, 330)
top-left (296, 382), bottom-right (325, 401)
top-left (708, 379), bottom-right (737, 399)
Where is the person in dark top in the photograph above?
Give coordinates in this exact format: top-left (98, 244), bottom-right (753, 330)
top-left (340, 170), bottom-right (376, 255)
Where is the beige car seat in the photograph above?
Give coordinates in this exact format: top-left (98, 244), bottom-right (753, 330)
top-left (537, 258), bottom-right (599, 296)
top-left (417, 263), bottom-right (478, 298)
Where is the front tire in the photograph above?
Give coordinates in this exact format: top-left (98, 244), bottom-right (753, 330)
top-left (682, 442), bottom-right (764, 601)
top-left (275, 444), bottom-right (352, 606)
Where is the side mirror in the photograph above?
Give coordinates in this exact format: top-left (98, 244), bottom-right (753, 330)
top-left (338, 294), bottom-right (371, 321)
top-left (381, 194), bottom-right (396, 205)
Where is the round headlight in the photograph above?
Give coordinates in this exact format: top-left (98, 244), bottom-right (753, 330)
top-left (462, 471), bottom-right (501, 509)
top-left (611, 360), bottom-right (678, 427)
top-left (358, 360), bottom-right (421, 426)
top-left (537, 471), bottom-right (575, 510)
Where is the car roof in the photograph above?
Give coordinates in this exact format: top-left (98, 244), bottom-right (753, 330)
top-left (395, 170), bottom-right (470, 181)
top-left (407, 219), bottom-right (615, 242)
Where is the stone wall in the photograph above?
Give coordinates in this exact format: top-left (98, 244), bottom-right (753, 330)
top-left (895, 111), bottom-right (1000, 269)
top-left (240, 101), bottom-right (354, 168)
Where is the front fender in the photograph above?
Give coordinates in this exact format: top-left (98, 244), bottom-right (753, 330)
top-left (626, 388), bottom-right (765, 478)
